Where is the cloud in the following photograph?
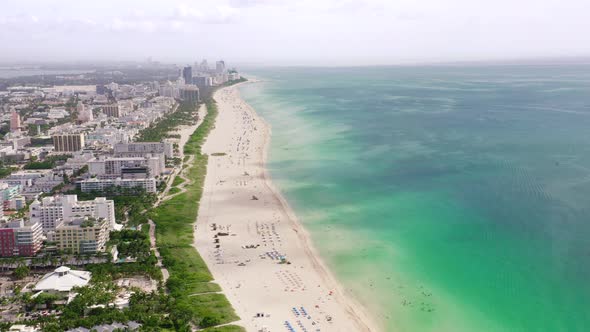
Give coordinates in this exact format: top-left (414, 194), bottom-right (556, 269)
top-left (108, 18), bottom-right (157, 33)
top-left (1, 0), bottom-right (590, 64)
top-left (172, 4), bottom-right (239, 24)
top-left (228, 0), bottom-right (270, 8)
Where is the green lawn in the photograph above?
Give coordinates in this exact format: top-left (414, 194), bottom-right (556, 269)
top-left (168, 187), bottom-right (181, 195)
top-left (201, 326), bottom-right (246, 332)
top-left (172, 175), bottom-right (185, 187)
top-left (152, 98), bottom-right (239, 329)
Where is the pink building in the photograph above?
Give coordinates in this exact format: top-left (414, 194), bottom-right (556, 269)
top-left (10, 110), bottom-right (21, 132)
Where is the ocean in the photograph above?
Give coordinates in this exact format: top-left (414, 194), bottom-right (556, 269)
top-left (239, 65), bottom-right (590, 332)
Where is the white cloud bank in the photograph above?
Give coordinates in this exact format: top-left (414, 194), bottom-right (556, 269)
top-left (1, 0), bottom-right (589, 65)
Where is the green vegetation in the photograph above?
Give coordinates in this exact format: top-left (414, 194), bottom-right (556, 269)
top-left (224, 77), bottom-right (248, 86)
top-left (28, 124), bottom-right (52, 137)
top-left (108, 229), bottom-right (151, 260)
top-left (168, 187), bottom-right (181, 195)
top-left (13, 265), bottom-right (30, 279)
top-left (151, 98), bottom-right (239, 329)
top-left (27, 292), bottom-right (60, 309)
top-left (0, 162), bottom-right (16, 178)
top-left (65, 189), bottom-right (157, 227)
top-left (30, 136), bottom-right (53, 146)
top-left (24, 154), bottom-right (71, 170)
top-left (84, 257), bottom-right (161, 282)
top-left (136, 102), bottom-right (198, 142)
top-left (23, 161), bottom-right (53, 169)
top-left (211, 152), bottom-right (226, 156)
top-left (201, 325), bottom-right (247, 332)
top-left (172, 176), bottom-right (185, 187)
top-left (83, 229), bottom-right (161, 281)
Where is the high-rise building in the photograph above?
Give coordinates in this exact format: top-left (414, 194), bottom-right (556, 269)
top-left (216, 60), bottom-right (226, 74)
top-left (180, 85), bottom-right (200, 103)
top-left (29, 194), bottom-right (117, 232)
top-left (200, 60), bottom-right (209, 72)
top-left (10, 110), bottom-right (21, 132)
top-left (182, 66), bottom-right (193, 85)
top-left (101, 104), bottom-right (122, 118)
top-left (52, 133), bottom-right (86, 152)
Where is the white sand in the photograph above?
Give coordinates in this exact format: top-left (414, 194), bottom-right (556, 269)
top-left (194, 84), bottom-right (380, 332)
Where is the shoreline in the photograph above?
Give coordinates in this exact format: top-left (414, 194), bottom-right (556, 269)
top-left (194, 81), bottom-right (380, 331)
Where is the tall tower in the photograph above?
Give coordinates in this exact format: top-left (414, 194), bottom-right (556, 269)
top-left (200, 60), bottom-right (209, 72)
top-left (216, 60), bottom-right (226, 74)
top-left (10, 110), bottom-right (21, 132)
top-left (182, 66), bottom-right (193, 85)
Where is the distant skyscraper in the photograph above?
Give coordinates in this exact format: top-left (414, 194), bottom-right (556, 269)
top-left (182, 66), bottom-right (193, 85)
top-left (10, 110), bottom-right (21, 132)
top-left (216, 60), bottom-right (226, 74)
top-left (200, 60), bottom-right (209, 72)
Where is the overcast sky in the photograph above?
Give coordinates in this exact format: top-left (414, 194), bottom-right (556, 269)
top-left (1, 0), bottom-right (590, 65)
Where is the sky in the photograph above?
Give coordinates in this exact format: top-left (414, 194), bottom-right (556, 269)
top-left (1, 0), bottom-right (590, 66)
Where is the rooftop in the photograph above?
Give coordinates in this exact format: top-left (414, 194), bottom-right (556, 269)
top-left (34, 266), bottom-right (91, 292)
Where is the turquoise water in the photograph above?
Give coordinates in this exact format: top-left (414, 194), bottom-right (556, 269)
top-left (239, 66), bottom-right (590, 332)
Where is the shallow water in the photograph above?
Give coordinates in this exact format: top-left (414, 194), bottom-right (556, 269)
top-left (240, 65), bottom-right (590, 332)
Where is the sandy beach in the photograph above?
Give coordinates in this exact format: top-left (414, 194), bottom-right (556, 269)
top-left (194, 83), bottom-right (379, 332)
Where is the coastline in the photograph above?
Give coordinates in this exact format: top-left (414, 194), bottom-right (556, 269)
top-left (194, 81), bottom-right (380, 332)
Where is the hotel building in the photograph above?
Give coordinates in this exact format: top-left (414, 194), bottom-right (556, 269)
top-left (52, 133), bottom-right (86, 152)
top-left (29, 195), bottom-right (116, 232)
top-left (51, 217), bottom-right (109, 254)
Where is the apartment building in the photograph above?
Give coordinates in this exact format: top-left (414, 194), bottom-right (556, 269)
top-left (29, 195), bottom-right (117, 232)
top-left (51, 217), bottom-right (109, 254)
top-left (52, 133), bottom-right (86, 152)
top-left (79, 177), bottom-right (157, 193)
top-left (114, 141), bottom-right (173, 158)
top-left (88, 155), bottom-right (164, 178)
top-left (0, 219), bottom-right (43, 257)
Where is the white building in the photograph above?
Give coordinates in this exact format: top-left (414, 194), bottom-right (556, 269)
top-left (114, 142), bottom-right (173, 158)
top-left (88, 155), bottom-right (164, 178)
top-left (64, 152), bottom-right (95, 171)
top-left (2, 170), bottom-right (53, 189)
top-left (34, 266), bottom-right (91, 293)
top-left (79, 177), bottom-right (157, 193)
top-left (85, 127), bottom-right (130, 147)
top-left (29, 195), bottom-right (117, 232)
